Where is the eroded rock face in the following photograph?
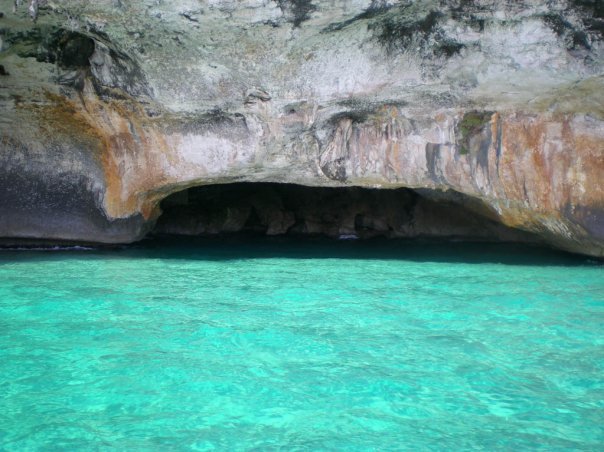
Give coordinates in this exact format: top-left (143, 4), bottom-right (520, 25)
top-left (0, 0), bottom-right (602, 255)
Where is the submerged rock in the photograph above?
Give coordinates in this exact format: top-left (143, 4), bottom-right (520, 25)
top-left (0, 0), bottom-right (602, 255)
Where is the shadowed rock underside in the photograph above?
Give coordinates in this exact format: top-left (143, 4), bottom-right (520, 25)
top-left (0, 0), bottom-right (603, 255)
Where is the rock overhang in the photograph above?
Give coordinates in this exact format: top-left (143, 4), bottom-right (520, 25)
top-left (0, 0), bottom-right (602, 256)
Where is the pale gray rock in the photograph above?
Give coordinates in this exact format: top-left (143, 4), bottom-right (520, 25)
top-left (0, 0), bottom-right (603, 255)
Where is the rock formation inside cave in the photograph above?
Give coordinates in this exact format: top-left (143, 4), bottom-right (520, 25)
top-left (153, 183), bottom-right (537, 243)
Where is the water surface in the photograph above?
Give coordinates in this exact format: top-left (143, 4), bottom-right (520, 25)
top-left (1, 239), bottom-right (603, 449)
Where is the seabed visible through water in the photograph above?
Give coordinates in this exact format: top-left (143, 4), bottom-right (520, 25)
top-left (0, 237), bottom-right (603, 449)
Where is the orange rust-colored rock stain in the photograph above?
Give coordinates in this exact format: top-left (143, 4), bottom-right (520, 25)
top-left (28, 86), bottom-right (177, 221)
top-left (15, 87), bottom-right (604, 254)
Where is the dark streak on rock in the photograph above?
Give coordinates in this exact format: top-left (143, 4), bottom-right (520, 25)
top-left (541, 12), bottom-right (591, 50)
top-left (5, 27), bottom-right (94, 68)
top-left (328, 110), bottom-right (371, 126)
top-left (476, 126), bottom-right (492, 174)
top-left (90, 40), bottom-right (152, 99)
top-left (495, 114), bottom-right (502, 173)
top-left (176, 109), bottom-right (249, 137)
top-left (522, 180), bottom-right (529, 203)
top-left (321, 2), bottom-right (392, 33)
top-left (277, 0), bottom-right (316, 27)
top-left (180, 11), bottom-right (200, 23)
top-left (425, 142), bottom-right (444, 185)
top-left (369, 6), bottom-right (465, 58)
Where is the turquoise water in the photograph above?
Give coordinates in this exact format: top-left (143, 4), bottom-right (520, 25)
top-left (0, 238), bottom-right (603, 450)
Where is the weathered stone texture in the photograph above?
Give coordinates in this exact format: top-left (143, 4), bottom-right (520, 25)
top-left (0, 0), bottom-right (602, 255)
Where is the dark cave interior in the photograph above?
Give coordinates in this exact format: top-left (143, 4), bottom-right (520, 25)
top-left (153, 182), bottom-right (535, 243)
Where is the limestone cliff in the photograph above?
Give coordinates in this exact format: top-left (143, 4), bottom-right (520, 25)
top-left (0, 0), bottom-right (602, 255)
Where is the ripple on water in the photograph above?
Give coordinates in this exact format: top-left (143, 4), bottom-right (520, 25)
top-left (0, 239), bottom-right (602, 449)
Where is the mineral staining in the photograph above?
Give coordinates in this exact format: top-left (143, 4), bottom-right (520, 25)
top-left (0, 0), bottom-right (603, 255)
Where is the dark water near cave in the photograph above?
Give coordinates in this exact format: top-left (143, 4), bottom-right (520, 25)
top-left (0, 238), bottom-right (603, 449)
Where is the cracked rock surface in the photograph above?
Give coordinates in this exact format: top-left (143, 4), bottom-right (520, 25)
top-left (0, 0), bottom-right (603, 255)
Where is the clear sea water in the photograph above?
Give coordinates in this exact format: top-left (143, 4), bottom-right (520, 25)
top-left (0, 238), bottom-right (603, 450)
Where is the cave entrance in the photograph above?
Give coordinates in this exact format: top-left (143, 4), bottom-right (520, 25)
top-left (152, 182), bottom-right (530, 242)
